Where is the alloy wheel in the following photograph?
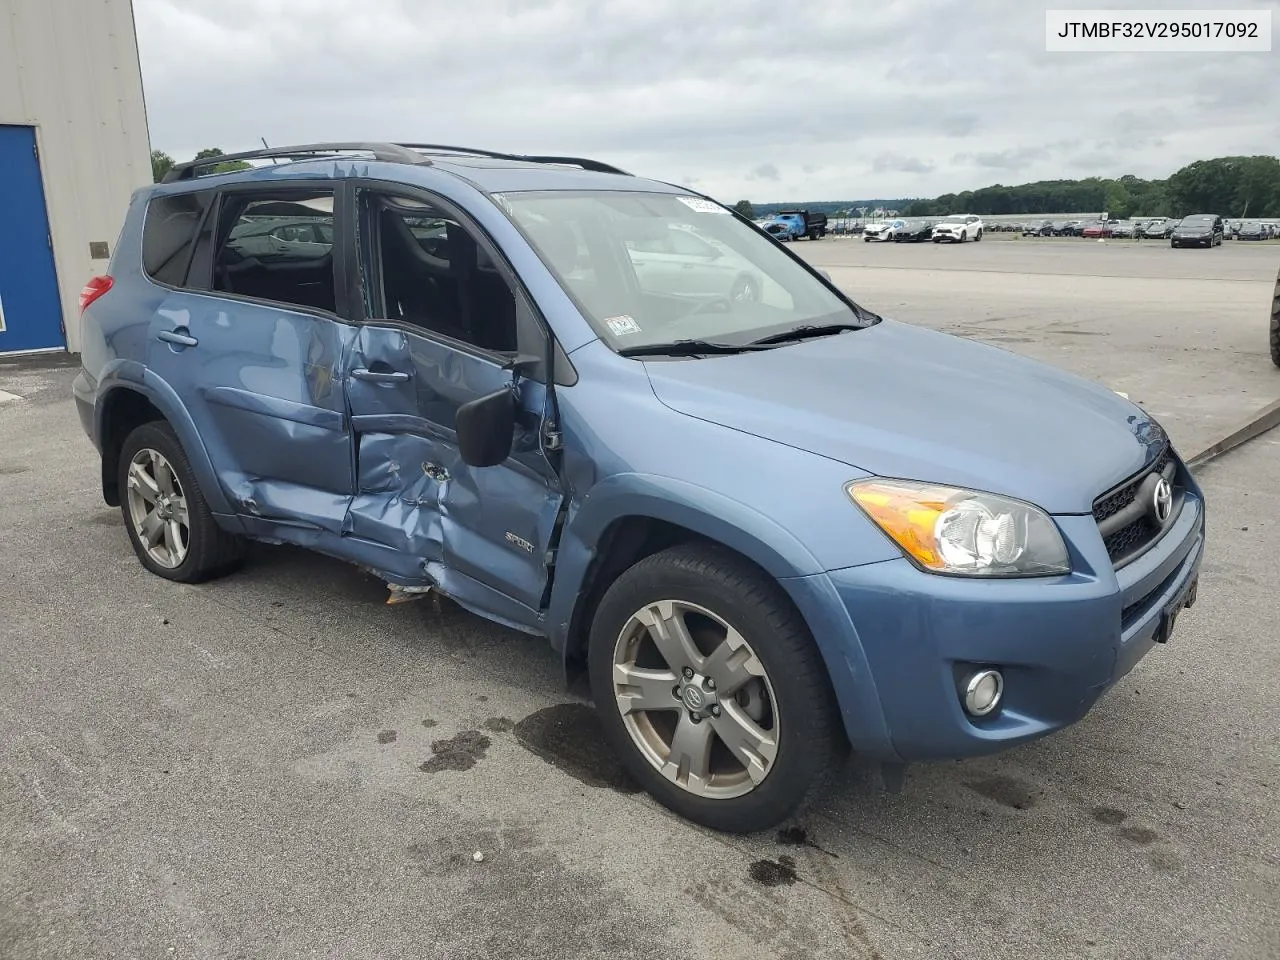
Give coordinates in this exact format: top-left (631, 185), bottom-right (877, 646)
top-left (125, 447), bottom-right (190, 569)
top-left (610, 599), bottom-right (779, 799)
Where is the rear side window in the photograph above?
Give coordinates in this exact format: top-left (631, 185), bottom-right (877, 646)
top-left (212, 191), bottom-right (337, 313)
top-left (142, 190), bottom-right (215, 286)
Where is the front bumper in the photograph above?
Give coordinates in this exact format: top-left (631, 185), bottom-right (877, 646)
top-left (800, 487), bottom-right (1204, 763)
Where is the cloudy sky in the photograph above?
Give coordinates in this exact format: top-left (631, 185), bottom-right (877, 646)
top-left (133, 0), bottom-right (1278, 202)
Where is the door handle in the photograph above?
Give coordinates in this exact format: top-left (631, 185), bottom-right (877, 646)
top-left (350, 368), bottom-right (410, 383)
top-left (157, 328), bottom-right (198, 347)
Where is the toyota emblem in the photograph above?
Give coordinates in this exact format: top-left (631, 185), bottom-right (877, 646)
top-left (1151, 477), bottom-right (1173, 525)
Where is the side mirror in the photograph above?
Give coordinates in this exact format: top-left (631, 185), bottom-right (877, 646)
top-left (455, 386), bottom-right (516, 468)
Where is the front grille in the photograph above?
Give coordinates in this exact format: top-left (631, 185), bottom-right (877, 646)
top-left (1092, 447), bottom-right (1178, 567)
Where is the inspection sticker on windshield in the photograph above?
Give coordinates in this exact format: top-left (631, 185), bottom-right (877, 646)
top-left (606, 315), bottom-right (642, 336)
top-left (677, 197), bottom-right (729, 215)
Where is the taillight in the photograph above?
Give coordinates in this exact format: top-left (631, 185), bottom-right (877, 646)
top-left (79, 275), bottom-right (113, 313)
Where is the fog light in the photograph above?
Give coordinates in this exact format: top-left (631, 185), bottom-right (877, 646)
top-left (963, 669), bottom-right (1004, 717)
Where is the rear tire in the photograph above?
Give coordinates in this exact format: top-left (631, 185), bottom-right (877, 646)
top-left (975, 229), bottom-right (983, 241)
top-left (588, 543), bottom-right (842, 834)
top-left (118, 421), bottom-right (248, 583)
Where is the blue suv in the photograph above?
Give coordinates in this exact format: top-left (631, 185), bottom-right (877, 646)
top-left (74, 143), bottom-right (1204, 833)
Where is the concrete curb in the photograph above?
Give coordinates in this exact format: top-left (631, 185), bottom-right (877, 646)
top-left (1186, 396), bottom-right (1280, 471)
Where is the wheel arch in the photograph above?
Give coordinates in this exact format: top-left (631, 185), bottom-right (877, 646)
top-left (95, 365), bottom-right (239, 521)
top-left (546, 476), bottom-right (894, 757)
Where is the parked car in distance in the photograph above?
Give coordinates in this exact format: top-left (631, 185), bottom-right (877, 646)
top-left (1171, 214), bottom-right (1223, 248)
top-left (1237, 221), bottom-right (1266, 241)
top-left (1082, 222), bottom-right (1113, 239)
top-left (226, 215), bottom-right (336, 259)
top-left (1023, 220), bottom-right (1054, 237)
top-left (892, 218), bottom-right (937, 242)
top-left (1144, 218), bottom-right (1175, 239)
top-left (626, 225), bottom-right (764, 303)
top-left (862, 220), bottom-right (893, 242)
top-left (74, 141), bottom-right (1205, 834)
top-left (931, 214), bottom-right (983, 242)
top-left (1111, 220), bottom-right (1138, 239)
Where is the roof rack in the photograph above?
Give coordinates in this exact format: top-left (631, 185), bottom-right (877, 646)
top-left (162, 141), bottom-right (633, 183)
top-left (396, 143), bottom-right (632, 176)
top-left (162, 142), bottom-right (431, 183)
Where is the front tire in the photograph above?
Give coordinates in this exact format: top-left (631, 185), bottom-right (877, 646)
top-left (588, 544), bottom-right (841, 833)
top-left (118, 421), bottom-right (247, 583)
top-left (1270, 267), bottom-right (1280, 368)
top-left (975, 229), bottom-right (983, 241)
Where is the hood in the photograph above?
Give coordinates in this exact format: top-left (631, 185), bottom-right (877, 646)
top-left (643, 320), bottom-right (1163, 514)
top-left (934, 221), bottom-right (964, 230)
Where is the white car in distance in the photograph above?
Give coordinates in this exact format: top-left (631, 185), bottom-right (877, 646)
top-left (931, 214), bottom-right (984, 243)
top-left (863, 219), bottom-right (903, 242)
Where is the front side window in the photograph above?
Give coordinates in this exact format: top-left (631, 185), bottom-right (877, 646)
top-left (213, 192), bottom-right (336, 313)
top-left (362, 193), bottom-right (519, 354)
top-left (498, 190), bottom-right (867, 352)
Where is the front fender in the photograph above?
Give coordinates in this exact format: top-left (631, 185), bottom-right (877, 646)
top-left (546, 473), bottom-right (897, 758)
top-left (95, 360), bottom-right (241, 524)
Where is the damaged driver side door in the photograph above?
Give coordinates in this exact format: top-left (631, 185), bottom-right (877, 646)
top-left (342, 187), bottom-right (563, 628)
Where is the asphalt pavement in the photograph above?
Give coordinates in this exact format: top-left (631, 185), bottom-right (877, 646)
top-left (1, 241), bottom-right (1278, 960)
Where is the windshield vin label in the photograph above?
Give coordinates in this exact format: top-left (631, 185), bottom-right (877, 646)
top-left (677, 197), bottom-right (730, 215)
top-left (606, 315), bottom-right (642, 336)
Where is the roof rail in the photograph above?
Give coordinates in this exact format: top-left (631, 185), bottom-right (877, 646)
top-left (162, 142), bottom-right (431, 183)
top-left (396, 143), bottom-right (631, 176)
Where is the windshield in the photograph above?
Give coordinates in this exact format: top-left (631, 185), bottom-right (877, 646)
top-left (943, 215), bottom-right (967, 223)
top-left (1182, 215), bottom-right (1214, 224)
top-left (497, 190), bottom-right (868, 351)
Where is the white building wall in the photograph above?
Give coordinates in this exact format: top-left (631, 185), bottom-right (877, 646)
top-left (0, 0), bottom-right (152, 352)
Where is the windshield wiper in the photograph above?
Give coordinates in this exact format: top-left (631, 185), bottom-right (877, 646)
top-left (617, 339), bottom-right (773, 358)
top-left (746, 323), bottom-right (863, 346)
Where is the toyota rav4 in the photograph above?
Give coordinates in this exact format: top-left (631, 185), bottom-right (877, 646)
top-left (74, 142), bottom-right (1205, 833)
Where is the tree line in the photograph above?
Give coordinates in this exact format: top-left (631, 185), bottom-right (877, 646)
top-left (899, 156), bottom-right (1280, 220)
top-left (150, 148), bottom-right (251, 182)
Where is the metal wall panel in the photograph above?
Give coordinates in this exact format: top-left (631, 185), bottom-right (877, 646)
top-left (0, 0), bottom-right (152, 353)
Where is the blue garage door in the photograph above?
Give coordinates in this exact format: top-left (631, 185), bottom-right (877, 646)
top-left (0, 125), bottom-right (65, 353)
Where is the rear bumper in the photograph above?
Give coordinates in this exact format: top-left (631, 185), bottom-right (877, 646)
top-left (72, 369), bottom-right (98, 449)
top-left (805, 490), bottom-right (1205, 763)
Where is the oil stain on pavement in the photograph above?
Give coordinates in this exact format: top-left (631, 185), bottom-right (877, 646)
top-left (419, 730), bottom-right (491, 773)
top-left (965, 774), bottom-right (1039, 810)
top-left (406, 818), bottom-right (676, 960)
top-left (513, 703), bottom-right (640, 793)
top-left (748, 855), bottom-right (798, 887)
top-left (1091, 806), bottom-right (1128, 825)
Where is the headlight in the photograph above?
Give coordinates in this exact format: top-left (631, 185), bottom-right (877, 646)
top-left (846, 479), bottom-right (1071, 577)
